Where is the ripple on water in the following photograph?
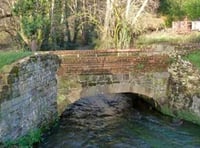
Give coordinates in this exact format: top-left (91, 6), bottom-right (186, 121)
top-left (39, 94), bottom-right (200, 148)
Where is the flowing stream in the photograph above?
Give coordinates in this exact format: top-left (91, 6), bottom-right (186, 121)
top-left (39, 94), bottom-right (200, 148)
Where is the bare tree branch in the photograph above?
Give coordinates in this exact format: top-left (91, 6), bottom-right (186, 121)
top-left (131, 0), bottom-right (149, 25)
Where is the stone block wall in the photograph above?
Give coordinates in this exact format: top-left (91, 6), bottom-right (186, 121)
top-left (0, 54), bottom-right (60, 142)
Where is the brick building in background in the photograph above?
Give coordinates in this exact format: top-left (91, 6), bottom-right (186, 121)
top-left (172, 17), bottom-right (192, 34)
top-left (172, 17), bottom-right (200, 33)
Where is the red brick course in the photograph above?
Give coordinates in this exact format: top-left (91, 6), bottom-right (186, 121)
top-left (54, 49), bottom-right (171, 75)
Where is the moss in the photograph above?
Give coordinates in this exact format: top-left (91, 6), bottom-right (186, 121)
top-left (0, 65), bottom-right (13, 74)
top-left (3, 129), bottom-right (42, 148)
top-left (79, 75), bottom-right (90, 82)
top-left (176, 110), bottom-right (200, 125)
top-left (2, 116), bottom-right (60, 148)
top-left (183, 50), bottom-right (200, 69)
top-left (159, 105), bottom-right (200, 125)
top-left (58, 76), bottom-right (79, 89)
top-left (0, 85), bottom-right (11, 101)
top-left (106, 79), bottom-right (113, 85)
top-left (168, 57), bottom-right (177, 64)
top-left (57, 94), bottom-right (71, 115)
top-left (136, 63), bottom-right (145, 70)
top-left (159, 104), bottom-right (174, 117)
top-left (30, 56), bottom-right (38, 63)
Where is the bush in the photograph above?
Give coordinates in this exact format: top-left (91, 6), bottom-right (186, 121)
top-left (159, 0), bottom-right (200, 26)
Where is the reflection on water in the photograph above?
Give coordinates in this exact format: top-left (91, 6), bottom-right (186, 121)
top-left (39, 94), bottom-right (200, 148)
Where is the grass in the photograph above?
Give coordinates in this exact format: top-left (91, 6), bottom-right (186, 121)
top-left (136, 30), bottom-right (200, 47)
top-left (184, 51), bottom-right (200, 69)
top-left (0, 50), bottom-right (32, 70)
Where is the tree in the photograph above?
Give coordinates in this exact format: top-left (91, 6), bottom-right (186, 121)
top-left (13, 0), bottom-right (51, 51)
top-left (183, 0), bottom-right (200, 20)
top-left (159, 0), bottom-right (200, 26)
top-left (159, 0), bottom-right (186, 26)
top-left (96, 0), bottom-right (157, 49)
top-left (9, 0), bottom-right (159, 51)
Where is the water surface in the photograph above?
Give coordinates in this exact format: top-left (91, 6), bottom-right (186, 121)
top-left (40, 94), bottom-right (200, 148)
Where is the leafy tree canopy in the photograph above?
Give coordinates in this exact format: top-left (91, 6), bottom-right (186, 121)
top-left (184, 0), bottom-right (200, 20)
top-left (159, 0), bottom-right (200, 26)
top-left (13, 0), bottom-right (49, 37)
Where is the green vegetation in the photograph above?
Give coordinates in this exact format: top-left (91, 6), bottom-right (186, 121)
top-left (1, 0), bottom-right (160, 50)
top-left (13, 0), bottom-right (51, 51)
top-left (177, 110), bottom-right (200, 125)
top-left (1, 0), bottom-right (200, 50)
top-left (184, 0), bottom-right (200, 20)
top-left (184, 50), bottom-right (200, 69)
top-left (0, 51), bottom-right (32, 70)
top-left (136, 31), bottom-right (200, 46)
top-left (136, 63), bottom-right (145, 70)
top-left (160, 105), bottom-right (174, 117)
top-left (159, 0), bottom-right (200, 26)
top-left (160, 105), bottom-right (200, 125)
top-left (3, 129), bottom-right (41, 148)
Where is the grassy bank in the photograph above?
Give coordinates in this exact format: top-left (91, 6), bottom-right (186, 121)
top-left (136, 31), bottom-right (200, 47)
top-left (0, 51), bottom-right (32, 70)
top-left (184, 51), bottom-right (200, 69)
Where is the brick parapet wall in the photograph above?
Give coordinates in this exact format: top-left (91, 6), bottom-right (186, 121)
top-left (54, 49), bottom-right (171, 75)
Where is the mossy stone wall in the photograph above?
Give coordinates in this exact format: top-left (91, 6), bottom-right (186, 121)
top-left (0, 54), bottom-right (60, 143)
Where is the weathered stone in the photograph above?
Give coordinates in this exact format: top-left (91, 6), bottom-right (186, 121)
top-left (57, 72), bottom-right (170, 117)
top-left (55, 49), bottom-right (200, 127)
top-left (0, 54), bottom-right (60, 143)
top-left (164, 57), bottom-right (200, 124)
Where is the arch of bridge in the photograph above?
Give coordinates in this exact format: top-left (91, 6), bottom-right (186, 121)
top-left (54, 49), bottom-right (170, 114)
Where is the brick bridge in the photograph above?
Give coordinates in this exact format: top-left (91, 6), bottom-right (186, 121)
top-left (0, 48), bottom-right (174, 142)
top-left (2, 45), bottom-right (200, 143)
top-left (53, 49), bottom-right (171, 114)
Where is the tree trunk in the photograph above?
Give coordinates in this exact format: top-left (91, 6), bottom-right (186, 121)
top-left (81, 0), bottom-right (88, 45)
top-left (50, 0), bottom-right (56, 49)
top-left (30, 39), bottom-right (38, 51)
top-left (131, 0), bottom-right (149, 25)
top-left (103, 0), bottom-right (114, 40)
top-left (60, 0), bottom-right (67, 48)
top-left (125, 0), bottom-right (132, 20)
